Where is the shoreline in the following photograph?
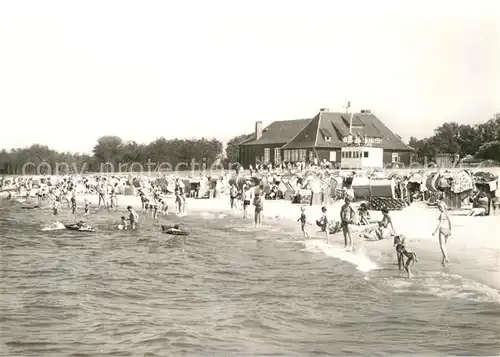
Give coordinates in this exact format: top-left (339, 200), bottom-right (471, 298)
top-left (2, 190), bottom-right (500, 293)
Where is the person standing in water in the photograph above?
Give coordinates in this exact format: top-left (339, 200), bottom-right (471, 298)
top-left (119, 216), bottom-right (128, 230)
top-left (229, 184), bottom-right (239, 211)
top-left (253, 189), bottom-right (263, 227)
top-left (127, 205), bottom-right (139, 229)
top-left (320, 206), bottom-right (330, 244)
top-left (340, 196), bottom-right (356, 250)
top-left (433, 200), bottom-right (451, 266)
top-left (297, 206), bottom-right (309, 238)
top-left (242, 185), bottom-right (252, 219)
top-left (84, 199), bottom-right (91, 215)
top-left (70, 189), bottom-right (77, 215)
top-left (53, 197), bottom-right (61, 215)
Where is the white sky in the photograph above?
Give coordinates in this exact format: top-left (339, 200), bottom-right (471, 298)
top-left (0, 0), bottom-right (499, 154)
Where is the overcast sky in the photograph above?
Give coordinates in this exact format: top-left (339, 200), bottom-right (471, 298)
top-left (0, 0), bottom-right (498, 154)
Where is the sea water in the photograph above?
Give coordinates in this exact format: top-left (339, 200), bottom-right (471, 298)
top-left (0, 201), bottom-right (499, 356)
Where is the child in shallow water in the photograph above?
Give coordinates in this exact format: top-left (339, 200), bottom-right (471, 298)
top-left (253, 190), bottom-right (263, 227)
top-left (119, 216), bottom-right (128, 230)
top-left (53, 198), bottom-right (61, 215)
top-left (84, 199), bottom-right (91, 215)
top-left (319, 206), bottom-right (330, 244)
top-left (297, 206), bottom-right (309, 238)
top-left (393, 234), bottom-right (418, 279)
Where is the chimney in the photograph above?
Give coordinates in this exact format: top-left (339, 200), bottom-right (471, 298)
top-left (320, 108), bottom-right (329, 112)
top-left (361, 109), bottom-right (371, 114)
top-left (255, 121), bottom-right (263, 140)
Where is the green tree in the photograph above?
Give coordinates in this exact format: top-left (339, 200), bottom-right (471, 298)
top-left (475, 140), bottom-right (500, 161)
top-left (92, 136), bottom-right (124, 168)
top-left (225, 133), bottom-right (252, 163)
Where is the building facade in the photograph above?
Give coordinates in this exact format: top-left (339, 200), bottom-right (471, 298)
top-left (238, 108), bottom-right (414, 168)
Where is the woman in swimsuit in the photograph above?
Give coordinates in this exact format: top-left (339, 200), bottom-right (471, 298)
top-left (433, 201), bottom-right (451, 266)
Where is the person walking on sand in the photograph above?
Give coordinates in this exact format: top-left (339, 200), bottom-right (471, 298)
top-left (340, 196), bottom-right (356, 250)
top-left (253, 190), bottom-right (264, 227)
top-left (433, 200), bottom-right (451, 267)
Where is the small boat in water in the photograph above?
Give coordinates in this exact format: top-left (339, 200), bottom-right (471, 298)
top-left (161, 224), bottom-right (189, 236)
top-left (64, 222), bottom-right (97, 232)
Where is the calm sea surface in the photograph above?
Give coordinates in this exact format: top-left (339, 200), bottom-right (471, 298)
top-left (1, 200), bottom-right (499, 356)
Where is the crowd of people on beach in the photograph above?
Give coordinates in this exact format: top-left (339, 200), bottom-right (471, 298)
top-left (3, 165), bottom-right (494, 279)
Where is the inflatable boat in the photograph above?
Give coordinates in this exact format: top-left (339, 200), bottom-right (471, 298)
top-left (161, 224), bottom-right (189, 236)
top-left (21, 205), bottom-right (40, 210)
top-left (64, 223), bottom-right (97, 232)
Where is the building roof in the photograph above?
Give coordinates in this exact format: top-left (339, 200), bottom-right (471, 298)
top-left (240, 119), bottom-right (311, 145)
top-left (240, 110), bottom-right (413, 151)
top-left (282, 111), bottom-right (413, 151)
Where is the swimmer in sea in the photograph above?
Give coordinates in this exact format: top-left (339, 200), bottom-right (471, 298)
top-left (393, 234), bottom-right (418, 279)
top-left (432, 200), bottom-right (451, 267)
top-left (297, 206), bottom-right (309, 238)
top-left (127, 205), bottom-right (139, 229)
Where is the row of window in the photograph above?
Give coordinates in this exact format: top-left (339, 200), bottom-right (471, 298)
top-left (342, 136), bottom-right (383, 144)
top-left (340, 150), bottom-right (400, 163)
top-left (341, 151), bottom-right (369, 159)
top-left (262, 148), bottom-right (400, 163)
top-left (283, 149), bottom-right (307, 163)
top-left (263, 148), bottom-right (310, 164)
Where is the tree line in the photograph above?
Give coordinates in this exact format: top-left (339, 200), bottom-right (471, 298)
top-left (1, 113), bottom-right (498, 175)
top-left (409, 113), bottom-right (500, 163)
top-left (0, 136), bottom-right (224, 175)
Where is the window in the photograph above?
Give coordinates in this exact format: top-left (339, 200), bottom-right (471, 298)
top-left (329, 151), bottom-right (337, 162)
top-left (375, 138), bottom-right (382, 144)
top-left (364, 151), bottom-right (369, 158)
top-left (264, 148), bottom-right (270, 163)
top-left (274, 148), bottom-right (281, 164)
top-left (325, 136), bottom-right (331, 141)
top-left (309, 150), bottom-right (314, 162)
top-left (299, 149), bottom-right (307, 161)
top-left (291, 150), bottom-right (298, 162)
top-left (392, 152), bottom-right (400, 163)
top-left (348, 151), bottom-right (352, 158)
top-left (343, 137), bottom-right (348, 143)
